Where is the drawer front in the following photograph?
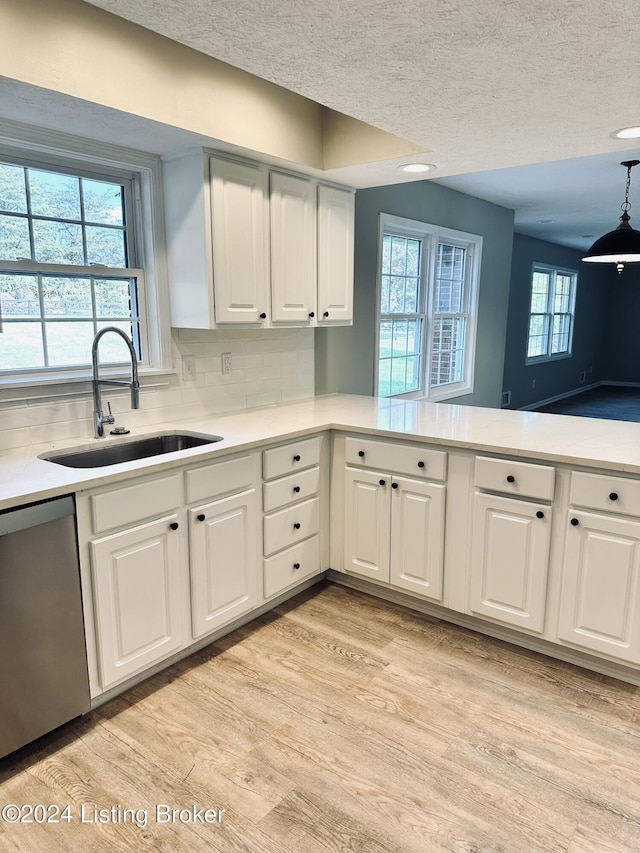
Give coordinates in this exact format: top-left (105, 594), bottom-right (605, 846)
top-left (570, 470), bottom-right (640, 515)
top-left (185, 454), bottom-right (255, 504)
top-left (263, 436), bottom-right (321, 481)
top-left (264, 535), bottom-right (321, 598)
top-left (263, 497), bottom-right (320, 557)
top-left (474, 456), bottom-right (555, 502)
top-left (263, 466), bottom-right (320, 512)
top-left (345, 436), bottom-right (446, 481)
top-left (90, 474), bottom-right (182, 534)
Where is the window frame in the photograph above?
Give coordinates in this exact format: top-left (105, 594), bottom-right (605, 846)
top-left (525, 263), bottom-right (577, 365)
top-left (0, 123), bottom-right (171, 391)
top-left (374, 213), bottom-right (482, 402)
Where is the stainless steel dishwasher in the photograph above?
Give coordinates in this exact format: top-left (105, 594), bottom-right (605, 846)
top-left (0, 495), bottom-right (90, 759)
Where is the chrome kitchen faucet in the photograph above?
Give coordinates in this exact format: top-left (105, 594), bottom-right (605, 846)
top-left (91, 327), bottom-right (140, 438)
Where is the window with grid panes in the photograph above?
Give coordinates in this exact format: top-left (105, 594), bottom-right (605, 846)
top-left (0, 158), bottom-right (145, 375)
top-left (376, 214), bottom-right (481, 401)
top-left (526, 264), bottom-right (576, 362)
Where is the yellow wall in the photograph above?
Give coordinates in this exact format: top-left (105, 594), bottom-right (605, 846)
top-left (1, 0), bottom-right (425, 171)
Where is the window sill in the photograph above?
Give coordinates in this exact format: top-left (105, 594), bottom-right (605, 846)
top-left (525, 352), bottom-right (572, 366)
top-left (0, 367), bottom-right (175, 404)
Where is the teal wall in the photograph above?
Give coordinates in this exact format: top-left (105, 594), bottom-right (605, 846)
top-left (502, 233), bottom-right (608, 410)
top-left (600, 262), bottom-right (640, 383)
top-left (315, 180), bottom-right (515, 407)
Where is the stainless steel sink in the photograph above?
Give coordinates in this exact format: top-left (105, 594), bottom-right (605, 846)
top-left (41, 432), bottom-right (223, 468)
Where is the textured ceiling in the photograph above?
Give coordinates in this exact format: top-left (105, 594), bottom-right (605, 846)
top-left (68, 1), bottom-right (640, 247)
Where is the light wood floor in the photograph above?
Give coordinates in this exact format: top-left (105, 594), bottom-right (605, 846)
top-left (2, 581), bottom-right (640, 852)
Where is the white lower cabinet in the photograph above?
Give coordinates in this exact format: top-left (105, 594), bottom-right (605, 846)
top-left (557, 510), bottom-right (640, 663)
top-left (261, 435), bottom-right (325, 599)
top-left (469, 492), bottom-right (551, 632)
top-left (90, 513), bottom-right (186, 688)
top-left (343, 466), bottom-right (445, 601)
top-left (189, 489), bottom-right (258, 639)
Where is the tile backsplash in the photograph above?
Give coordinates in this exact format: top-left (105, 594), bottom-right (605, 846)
top-left (0, 327), bottom-right (314, 452)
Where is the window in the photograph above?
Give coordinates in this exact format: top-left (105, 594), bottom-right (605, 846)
top-left (376, 214), bottom-right (482, 400)
top-left (0, 159), bottom-right (145, 375)
top-left (526, 264), bottom-right (577, 362)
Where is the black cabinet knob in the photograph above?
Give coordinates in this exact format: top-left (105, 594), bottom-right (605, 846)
top-left (536, 511), bottom-right (544, 519)
top-left (293, 562), bottom-right (301, 570)
top-left (391, 482), bottom-right (399, 489)
top-left (570, 517), bottom-right (580, 526)
top-left (259, 312), bottom-right (267, 319)
top-left (358, 450), bottom-right (365, 457)
top-left (417, 460), bottom-right (425, 468)
top-left (293, 522), bottom-right (301, 530)
top-left (609, 492), bottom-right (619, 501)
top-left (323, 311), bottom-right (329, 318)
top-left (293, 454), bottom-right (301, 462)
top-left (170, 521), bottom-right (179, 531)
top-left (506, 475), bottom-right (516, 483)
top-left (308, 311), bottom-right (315, 318)
top-left (197, 513), bottom-right (206, 522)
top-left (293, 485), bottom-right (301, 493)
top-left (379, 479), bottom-right (386, 486)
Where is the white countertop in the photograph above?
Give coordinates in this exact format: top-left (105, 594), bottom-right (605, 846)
top-left (2, 393), bottom-right (640, 512)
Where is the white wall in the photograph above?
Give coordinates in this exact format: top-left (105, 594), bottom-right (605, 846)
top-left (0, 328), bottom-right (314, 452)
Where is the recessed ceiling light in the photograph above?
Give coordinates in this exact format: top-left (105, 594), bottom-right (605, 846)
top-left (398, 163), bottom-right (435, 173)
top-left (612, 126), bottom-right (640, 139)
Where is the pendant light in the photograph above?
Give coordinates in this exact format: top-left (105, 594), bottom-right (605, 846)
top-left (582, 159), bottom-right (640, 274)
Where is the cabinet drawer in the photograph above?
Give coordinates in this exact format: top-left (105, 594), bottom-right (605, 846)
top-left (474, 456), bottom-right (555, 502)
top-left (90, 474), bottom-right (182, 534)
top-left (345, 436), bottom-right (446, 481)
top-left (263, 497), bottom-right (320, 556)
top-left (185, 454), bottom-right (255, 504)
top-left (263, 436), bottom-right (321, 480)
top-left (263, 466), bottom-right (320, 512)
top-left (570, 471), bottom-right (640, 516)
top-left (263, 535), bottom-right (321, 598)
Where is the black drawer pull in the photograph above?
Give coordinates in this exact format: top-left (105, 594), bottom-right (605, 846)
top-left (197, 513), bottom-right (206, 522)
top-left (570, 517), bottom-right (580, 526)
top-left (293, 486), bottom-right (301, 493)
top-left (391, 482), bottom-right (399, 489)
top-left (259, 312), bottom-right (267, 319)
top-left (293, 562), bottom-right (301, 570)
top-left (609, 492), bottom-right (619, 501)
top-left (293, 454), bottom-right (301, 462)
top-left (417, 461), bottom-right (425, 468)
top-left (358, 450), bottom-right (365, 457)
top-left (379, 479), bottom-right (386, 486)
top-left (506, 475), bottom-right (516, 484)
top-left (308, 311), bottom-right (315, 318)
top-left (293, 522), bottom-right (301, 530)
top-left (536, 511), bottom-right (544, 519)
top-left (323, 311), bottom-right (329, 318)
top-left (170, 521), bottom-right (179, 531)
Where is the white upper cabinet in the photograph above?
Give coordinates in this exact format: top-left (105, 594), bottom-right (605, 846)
top-left (317, 184), bottom-right (354, 325)
top-left (210, 157), bottom-right (270, 325)
top-left (270, 172), bottom-right (317, 323)
top-left (163, 150), bottom-right (354, 329)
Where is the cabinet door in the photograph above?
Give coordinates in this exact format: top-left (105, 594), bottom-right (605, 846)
top-left (557, 511), bottom-right (640, 662)
top-left (90, 515), bottom-right (185, 688)
top-left (317, 185), bottom-right (354, 324)
top-left (469, 493), bottom-right (551, 632)
top-left (270, 172), bottom-right (317, 323)
top-left (390, 477), bottom-right (445, 601)
top-left (343, 466), bottom-right (391, 582)
top-left (210, 157), bottom-right (270, 324)
top-left (190, 489), bottom-right (258, 639)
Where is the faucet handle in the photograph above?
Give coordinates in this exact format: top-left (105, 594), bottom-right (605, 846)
top-left (104, 401), bottom-right (116, 425)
